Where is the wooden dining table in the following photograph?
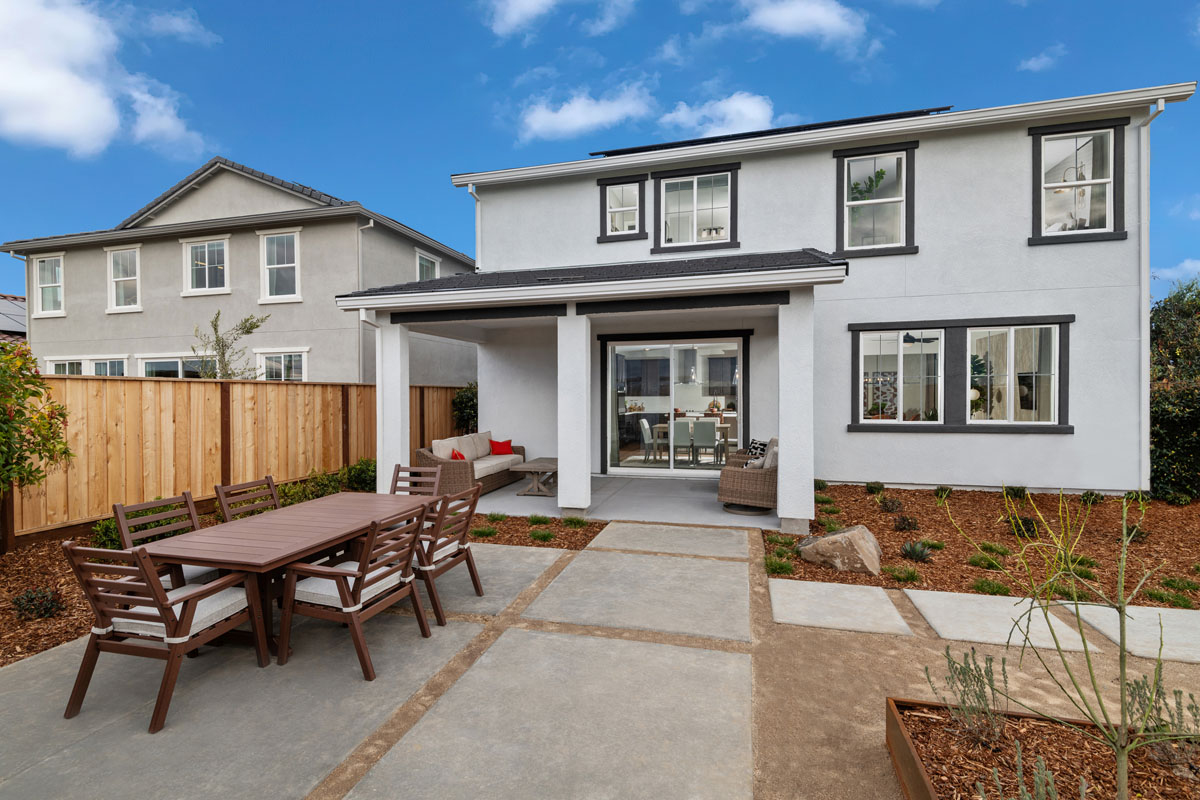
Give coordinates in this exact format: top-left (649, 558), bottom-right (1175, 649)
top-left (142, 492), bottom-right (431, 654)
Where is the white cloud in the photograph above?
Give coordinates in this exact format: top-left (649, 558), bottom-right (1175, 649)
top-left (0, 0), bottom-right (210, 159)
top-left (144, 8), bottom-right (221, 45)
top-left (519, 83), bottom-right (654, 142)
top-left (487, 0), bottom-right (561, 36)
top-left (1154, 259), bottom-right (1200, 283)
top-left (740, 0), bottom-right (875, 58)
top-left (660, 91), bottom-right (780, 137)
top-left (1018, 42), bottom-right (1066, 72)
top-left (656, 35), bottom-right (686, 65)
top-left (890, 0), bottom-right (940, 6)
top-left (582, 0), bottom-right (636, 35)
top-left (513, 65), bottom-right (560, 86)
top-left (1170, 195), bottom-right (1200, 221)
top-left (679, 0), bottom-right (711, 12)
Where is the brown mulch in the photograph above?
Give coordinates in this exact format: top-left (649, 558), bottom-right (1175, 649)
top-left (901, 705), bottom-right (1199, 799)
top-left (467, 513), bottom-right (606, 550)
top-left (763, 485), bottom-right (1200, 608)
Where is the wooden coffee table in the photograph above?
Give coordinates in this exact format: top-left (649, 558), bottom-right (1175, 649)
top-left (512, 457), bottom-right (559, 497)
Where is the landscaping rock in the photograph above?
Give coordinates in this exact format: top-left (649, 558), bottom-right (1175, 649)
top-left (795, 525), bottom-right (882, 575)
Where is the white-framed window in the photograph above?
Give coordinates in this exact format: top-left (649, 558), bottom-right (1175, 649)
top-left (1040, 129), bottom-right (1113, 235)
top-left (46, 355), bottom-right (129, 376)
top-left (33, 252), bottom-right (65, 317)
top-left (105, 244), bottom-right (142, 313)
top-left (606, 183), bottom-right (640, 235)
top-left (181, 235), bottom-right (230, 295)
top-left (258, 228), bottom-right (301, 303)
top-left (844, 151), bottom-right (906, 250)
top-left (138, 354), bottom-right (215, 379)
top-left (416, 249), bottom-right (440, 281)
top-left (49, 360), bottom-right (82, 375)
top-left (968, 326), bottom-right (1058, 424)
top-left (859, 329), bottom-right (943, 423)
top-left (661, 172), bottom-right (731, 246)
top-left (254, 347), bottom-right (308, 382)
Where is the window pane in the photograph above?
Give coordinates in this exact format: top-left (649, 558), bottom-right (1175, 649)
top-left (1014, 327), bottom-right (1055, 422)
top-left (1043, 131), bottom-right (1110, 185)
top-left (182, 359), bottom-right (212, 379)
top-left (94, 362), bottom-right (108, 376)
top-left (861, 332), bottom-right (899, 420)
top-left (664, 179), bottom-right (690, 214)
top-left (418, 255), bottom-right (437, 281)
top-left (38, 257), bottom-right (61, 286)
top-left (848, 202), bottom-right (902, 247)
top-left (969, 330), bottom-right (1009, 421)
top-left (52, 361), bottom-right (81, 375)
top-left (190, 243), bottom-right (208, 289)
top-left (695, 174), bottom-right (729, 241)
top-left (901, 330), bottom-right (941, 421)
top-left (114, 279), bottom-right (137, 307)
top-left (608, 210), bottom-right (637, 233)
top-left (265, 355), bottom-right (283, 381)
top-left (266, 234), bottom-right (295, 267)
top-left (111, 250), bottom-right (137, 279)
top-left (268, 265), bottom-right (296, 296)
top-left (105, 360), bottom-right (125, 377)
top-left (283, 354), bottom-right (303, 381)
top-left (664, 212), bottom-right (693, 244)
top-left (40, 286), bottom-right (62, 312)
top-left (145, 360), bottom-right (180, 378)
top-left (848, 155), bottom-right (902, 201)
top-left (207, 242), bottom-right (225, 288)
top-left (608, 184), bottom-right (637, 209)
top-left (1044, 185), bottom-right (1108, 233)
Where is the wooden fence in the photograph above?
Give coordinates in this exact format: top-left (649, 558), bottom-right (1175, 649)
top-left (410, 385), bottom-right (461, 461)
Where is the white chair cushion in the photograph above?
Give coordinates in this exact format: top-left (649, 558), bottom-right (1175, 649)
top-left (162, 564), bottom-right (220, 590)
top-left (112, 585), bottom-right (248, 640)
top-left (293, 560), bottom-right (404, 609)
top-left (429, 540), bottom-right (466, 564)
top-left (471, 454), bottom-right (522, 478)
top-left (762, 443), bottom-right (779, 470)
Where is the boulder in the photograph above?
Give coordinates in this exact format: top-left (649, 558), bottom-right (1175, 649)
top-left (795, 525), bottom-right (882, 575)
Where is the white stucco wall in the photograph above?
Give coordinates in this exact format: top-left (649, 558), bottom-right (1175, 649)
top-left (477, 326), bottom-right (558, 459)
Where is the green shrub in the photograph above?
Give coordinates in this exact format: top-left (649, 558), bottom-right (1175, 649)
top-left (1010, 516), bottom-right (1038, 538)
top-left (562, 516), bottom-right (588, 529)
top-left (813, 478), bottom-right (828, 491)
top-left (1050, 581), bottom-right (1092, 602)
top-left (529, 529), bottom-right (555, 542)
top-left (90, 497), bottom-right (178, 549)
top-left (451, 381), bottom-right (478, 434)
top-left (919, 539), bottom-right (945, 551)
top-left (278, 470), bottom-right (344, 507)
top-left (486, 512), bottom-right (508, 522)
top-left (813, 493), bottom-right (834, 505)
top-left (821, 505), bottom-right (841, 515)
top-left (772, 546), bottom-right (791, 560)
top-left (528, 514), bottom-right (552, 526)
top-left (900, 541), bottom-right (933, 563)
top-left (978, 541), bottom-right (1012, 556)
top-left (1080, 490), bottom-right (1104, 506)
top-left (340, 458), bottom-right (376, 492)
top-left (879, 496), bottom-right (903, 513)
top-left (1163, 492), bottom-right (1193, 506)
top-left (471, 526), bottom-right (498, 538)
top-left (765, 534), bottom-right (791, 546)
top-left (1071, 566), bottom-right (1097, 581)
top-left (1002, 485), bottom-right (1027, 501)
top-left (1070, 554), bottom-right (1098, 569)
top-left (934, 485), bottom-right (953, 500)
top-left (764, 556), bottom-right (793, 575)
top-left (1145, 587), bottom-right (1195, 609)
top-left (882, 565), bottom-right (921, 583)
top-left (893, 515), bottom-right (919, 532)
top-left (865, 481), bottom-right (885, 495)
top-left (972, 578), bottom-right (1011, 596)
top-left (818, 517), bottom-right (840, 533)
top-left (1162, 576), bottom-right (1200, 593)
top-left (1150, 378), bottom-right (1200, 502)
top-left (968, 553), bottom-right (1004, 571)
top-left (12, 588), bottom-right (66, 621)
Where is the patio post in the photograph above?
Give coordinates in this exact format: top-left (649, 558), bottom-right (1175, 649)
top-left (376, 320), bottom-right (412, 493)
top-left (777, 287), bottom-right (815, 533)
top-left (556, 303), bottom-right (591, 514)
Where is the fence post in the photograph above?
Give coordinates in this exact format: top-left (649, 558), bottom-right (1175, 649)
top-left (1, 483), bottom-right (15, 555)
top-left (341, 384), bottom-right (351, 466)
top-left (220, 382), bottom-right (231, 486)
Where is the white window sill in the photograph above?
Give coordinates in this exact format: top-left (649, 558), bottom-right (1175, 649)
top-left (106, 306), bottom-right (143, 315)
top-left (181, 288), bottom-right (232, 297)
top-left (32, 311), bottom-right (66, 319)
top-left (258, 295), bottom-right (303, 305)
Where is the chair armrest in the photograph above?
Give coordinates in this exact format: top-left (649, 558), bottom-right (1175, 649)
top-left (166, 571), bottom-right (248, 605)
top-left (511, 445), bottom-right (526, 462)
top-left (285, 562), bottom-right (359, 579)
top-left (726, 452), bottom-right (752, 468)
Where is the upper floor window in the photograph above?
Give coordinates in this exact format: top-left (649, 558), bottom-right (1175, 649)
top-left (416, 249), bottom-right (440, 281)
top-left (182, 236), bottom-right (229, 295)
top-left (33, 253), bottom-right (64, 316)
top-left (1028, 118), bottom-right (1127, 246)
top-left (833, 141), bottom-right (917, 257)
top-left (860, 329), bottom-right (942, 424)
top-left (968, 325), bottom-right (1058, 424)
top-left (650, 163), bottom-right (740, 254)
top-left (596, 174), bottom-right (647, 243)
top-left (106, 245), bottom-right (141, 313)
top-left (258, 228), bottom-right (301, 303)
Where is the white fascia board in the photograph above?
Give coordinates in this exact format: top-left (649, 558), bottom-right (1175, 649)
top-left (335, 265), bottom-right (847, 312)
top-left (451, 83), bottom-right (1196, 187)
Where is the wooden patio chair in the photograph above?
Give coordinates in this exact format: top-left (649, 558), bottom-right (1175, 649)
top-left (214, 476), bottom-right (281, 522)
top-left (416, 483), bottom-right (484, 627)
top-left (61, 541), bottom-right (268, 734)
top-left (114, 492), bottom-right (218, 589)
top-left (276, 506), bottom-right (431, 680)
top-left (389, 464), bottom-right (443, 497)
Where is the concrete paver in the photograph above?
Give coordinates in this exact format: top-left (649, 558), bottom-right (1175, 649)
top-left (769, 579), bottom-right (913, 636)
top-left (1068, 603), bottom-right (1200, 663)
top-left (587, 521), bottom-right (750, 558)
top-left (906, 590), bottom-right (1093, 651)
top-left (413, 542), bottom-right (562, 616)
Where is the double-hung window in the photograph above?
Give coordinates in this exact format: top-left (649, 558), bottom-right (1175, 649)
top-left (106, 245), bottom-right (141, 313)
top-left (833, 141), bottom-right (917, 256)
top-left (859, 330), bottom-right (942, 423)
top-left (651, 163), bottom-right (739, 254)
top-left (182, 236), bottom-right (229, 295)
top-left (1029, 118), bottom-right (1127, 245)
top-left (33, 253), bottom-right (64, 316)
top-left (259, 228), bottom-right (300, 302)
top-left (416, 249), bottom-right (440, 281)
top-left (968, 325), bottom-right (1058, 424)
top-left (596, 174), bottom-right (647, 243)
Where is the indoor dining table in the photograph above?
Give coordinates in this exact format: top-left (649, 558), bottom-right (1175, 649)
top-left (141, 492), bottom-right (432, 654)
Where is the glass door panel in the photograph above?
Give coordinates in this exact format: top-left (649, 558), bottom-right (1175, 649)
top-left (671, 342), bottom-right (739, 472)
top-left (609, 345), bottom-right (671, 469)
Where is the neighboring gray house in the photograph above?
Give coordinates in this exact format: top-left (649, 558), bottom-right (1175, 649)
top-left (338, 82), bottom-right (1194, 532)
top-left (0, 294), bottom-right (26, 343)
top-left (2, 157), bottom-right (476, 384)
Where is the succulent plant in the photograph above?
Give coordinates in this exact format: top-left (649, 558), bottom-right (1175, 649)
top-left (900, 540), bottom-right (933, 562)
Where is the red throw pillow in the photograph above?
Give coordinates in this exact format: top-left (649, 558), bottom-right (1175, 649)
top-left (450, 448), bottom-right (466, 461)
top-left (490, 439), bottom-right (514, 455)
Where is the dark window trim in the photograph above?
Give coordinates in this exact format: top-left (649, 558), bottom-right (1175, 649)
top-left (578, 291), bottom-right (788, 316)
top-left (651, 164), bottom-right (740, 255)
top-left (1028, 118), bottom-right (1127, 246)
top-left (596, 174), bottom-right (648, 243)
top-left (833, 141), bottom-right (917, 258)
top-left (597, 328), bottom-right (753, 475)
top-left (848, 315), bottom-right (1072, 434)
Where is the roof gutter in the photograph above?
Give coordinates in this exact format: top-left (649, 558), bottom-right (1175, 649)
top-left (1138, 98), bottom-right (1166, 490)
top-left (468, 183), bottom-right (482, 272)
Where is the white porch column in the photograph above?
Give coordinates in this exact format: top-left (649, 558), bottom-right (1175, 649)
top-left (375, 320), bottom-right (411, 493)
top-left (556, 304), bottom-right (591, 514)
top-left (777, 288), bottom-right (815, 533)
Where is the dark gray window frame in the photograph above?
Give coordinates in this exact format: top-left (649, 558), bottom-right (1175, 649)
top-left (650, 162), bottom-right (740, 255)
top-left (596, 173), bottom-right (648, 243)
top-left (833, 140), bottom-right (919, 258)
top-left (847, 314), bottom-right (1074, 434)
top-left (1028, 117), bottom-right (1128, 246)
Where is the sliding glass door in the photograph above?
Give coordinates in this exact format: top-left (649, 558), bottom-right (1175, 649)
top-left (608, 339), bottom-right (742, 474)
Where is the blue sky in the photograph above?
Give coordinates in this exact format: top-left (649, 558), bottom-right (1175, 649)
top-left (1, 0), bottom-right (1197, 299)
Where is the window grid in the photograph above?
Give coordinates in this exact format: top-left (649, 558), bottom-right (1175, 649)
top-left (662, 173), bottom-right (730, 246)
top-left (606, 183), bottom-right (639, 235)
top-left (108, 248), bottom-right (140, 310)
top-left (35, 256), bottom-right (63, 314)
top-left (968, 325), bottom-right (1058, 424)
top-left (262, 232), bottom-right (299, 299)
top-left (860, 329), bottom-right (943, 424)
top-left (263, 353), bottom-right (304, 382)
top-left (844, 152), bottom-right (905, 250)
top-left (188, 240), bottom-right (227, 291)
top-left (417, 253), bottom-right (439, 281)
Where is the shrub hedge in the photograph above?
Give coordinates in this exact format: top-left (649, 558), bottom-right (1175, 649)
top-left (1150, 379), bottom-right (1200, 501)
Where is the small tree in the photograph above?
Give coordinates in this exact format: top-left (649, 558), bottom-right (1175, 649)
top-left (1149, 279), bottom-right (1200, 501)
top-left (1, 342), bottom-right (72, 551)
top-left (192, 311), bottom-right (269, 379)
top-left (451, 382), bottom-right (478, 434)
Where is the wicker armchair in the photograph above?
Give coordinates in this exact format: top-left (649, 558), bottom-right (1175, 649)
top-left (414, 445), bottom-right (526, 496)
top-left (717, 450), bottom-right (777, 510)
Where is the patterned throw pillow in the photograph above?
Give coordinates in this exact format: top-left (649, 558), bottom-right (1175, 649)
top-left (746, 439), bottom-right (769, 457)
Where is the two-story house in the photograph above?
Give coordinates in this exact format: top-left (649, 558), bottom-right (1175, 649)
top-left (3, 157), bottom-right (476, 385)
top-left (337, 83), bottom-right (1194, 533)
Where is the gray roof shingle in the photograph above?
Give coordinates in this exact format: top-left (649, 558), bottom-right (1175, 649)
top-left (0, 293), bottom-right (27, 337)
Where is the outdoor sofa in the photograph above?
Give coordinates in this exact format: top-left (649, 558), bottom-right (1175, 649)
top-left (415, 430), bottom-right (525, 495)
top-left (717, 440), bottom-right (778, 511)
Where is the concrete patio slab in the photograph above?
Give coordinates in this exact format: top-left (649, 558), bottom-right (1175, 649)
top-left (906, 590), bottom-right (1093, 651)
top-left (587, 521), bottom-right (750, 559)
top-left (413, 542), bottom-right (561, 616)
top-left (0, 617), bottom-right (481, 798)
top-left (522, 550), bottom-right (752, 641)
top-left (347, 628), bottom-right (752, 800)
top-left (769, 580), bottom-right (913, 636)
top-left (1067, 603), bottom-right (1200, 663)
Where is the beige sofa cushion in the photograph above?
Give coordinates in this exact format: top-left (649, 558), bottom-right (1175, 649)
top-left (469, 431), bottom-right (492, 460)
top-left (471, 454), bottom-right (523, 478)
top-left (431, 437), bottom-right (456, 460)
